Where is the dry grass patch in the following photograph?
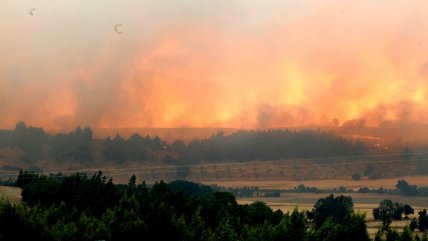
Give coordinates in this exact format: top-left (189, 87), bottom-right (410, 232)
top-left (202, 175), bottom-right (428, 190)
top-left (0, 186), bottom-right (21, 204)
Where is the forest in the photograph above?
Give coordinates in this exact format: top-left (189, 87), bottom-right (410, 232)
top-left (0, 122), bottom-right (368, 166)
top-left (1, 171), bottom-right (427, 241)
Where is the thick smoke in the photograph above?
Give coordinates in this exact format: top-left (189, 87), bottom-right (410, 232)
top-left (1, 0), bottom-right (428, 131)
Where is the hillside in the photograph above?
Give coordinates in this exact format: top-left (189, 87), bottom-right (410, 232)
top-left (0, 123), bottom-right (427, 183)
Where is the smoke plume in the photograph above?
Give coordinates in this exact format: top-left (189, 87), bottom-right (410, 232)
top-left (1, 0), bottom-right (428, 131)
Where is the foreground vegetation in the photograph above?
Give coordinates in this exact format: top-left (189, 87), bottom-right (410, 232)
top-left (0, 171), bottom-right (427, 241)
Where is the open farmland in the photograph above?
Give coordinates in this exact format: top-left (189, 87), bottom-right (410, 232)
top-left (201, 175), bottom-right (428, 190)
top-left (237, 192), bottom-right (428, 238)
top-left (0, 186), bottom-right (21, 204)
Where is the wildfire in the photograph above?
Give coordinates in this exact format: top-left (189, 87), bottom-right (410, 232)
top-left (1, 0), bottom-right (428, 132)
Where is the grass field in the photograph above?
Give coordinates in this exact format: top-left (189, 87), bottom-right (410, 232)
top-left (0, 186), bottom-right (21, 204)
top-left (201, 175), bottom-right (428, 190)
top-left (203, 177), bottom-right (428, 238)
top-left (237, 192), bottom-right (428, 238)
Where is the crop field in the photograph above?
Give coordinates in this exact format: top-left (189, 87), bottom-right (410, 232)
top-left (237, 192), bottom-right (428, 238)
top-left (203, 176), bottom-right (428, 238)
top-left (0, 186), bottom-right (21, 204)
top-left (202, 175), bottom-right (428, 191)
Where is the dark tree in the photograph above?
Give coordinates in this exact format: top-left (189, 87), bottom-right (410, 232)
top-left (403, 204), bottom-right (415, 219)
top-left (373, 208), bottom-right (380, 220)
top-left (126, 133), bottom-right (150, 162)
top-left (50, 126), bottom-right (94, 163)
top-left (171, 140), bottom-right (187, 155)
top-left (410, 218), bottom-right (418, 231)
top-left (12, 122), bottom-right (46, 162)
top-left (306, 210), bottom-right (315, 221)
top-left (392, 202), bottom-right (404, 220)
top-left (244, 201), bottom-right (274, 225)
top-left (102, 134), bottom-right (127, 163)
top-left (312, 194), bottom-right (354, 227)
top-left (168, 180), bottom-right (213, 196)
top-left (378, 199), bottom-right (394, 231)
top-left (395, 179), bottom-right (418, 196)
top-left (419, 209), bottom-right (428, 231)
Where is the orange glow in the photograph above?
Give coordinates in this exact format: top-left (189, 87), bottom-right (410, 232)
top-left (1, 1), bottom-right (428, 132)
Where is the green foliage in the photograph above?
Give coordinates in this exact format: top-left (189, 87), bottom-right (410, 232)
top-left (242, 222), bottom-right (275, 241)
top-left (410, 218), bottom-right (419, 231)
top-left (375, 230), bottom-right (384, 241)
top-left (20, 171), bottom-right (118, 217)
top-left (275, 209), bottom-right (307, 241)
top-left (404, 204), bottom-right (415, 219)
top-left (400, 226), bottom-right (414, 241)
top-left (200, 191), bottom-right (239, 229)
top-left (378, 200), bottom-right (395, 231)
top-left (309, 213), bottom-right (370, 241)
top-left (392, 202), bottom-right (404, 220)
top-left (423, 232), bottom-right (428, 241)
top-left (310, 218), bottom-right (342, 241)
top-left (312, 194), bottom-right (354, 227)
top-left (342, 213), bottom-right (371, 241)
top-left (419, 210), bottom-right (428, 231)
top-left (1, 175), bottom-right (378, 241)
top-left (386, 229), bottom-right (400, 241)
top-left (244, 201), bottom-right (275, 225)
top-left (216, 217), bottom-right (239, 241)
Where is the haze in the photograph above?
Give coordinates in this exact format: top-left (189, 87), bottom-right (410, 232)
top-left (1, 0), bottom-right (428, 132)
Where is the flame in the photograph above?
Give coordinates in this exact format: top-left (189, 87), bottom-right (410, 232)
top-left (1, 1), bottom-right (428, 132)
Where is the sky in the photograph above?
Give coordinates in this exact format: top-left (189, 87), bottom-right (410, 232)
top-left (1, 0), bottom-right (428, 131)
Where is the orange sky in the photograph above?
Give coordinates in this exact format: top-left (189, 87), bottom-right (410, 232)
top-left (1, 0), bottom-right (428, 131)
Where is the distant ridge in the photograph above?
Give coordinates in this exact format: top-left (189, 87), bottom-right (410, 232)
top-left (93, 127), bottom-right (240, 142)
top-left (93, 122), bottom-right (428, 146)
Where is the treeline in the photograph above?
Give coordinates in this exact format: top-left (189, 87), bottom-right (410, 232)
top-left (0, 171), bottom-right (373, 241)
top-left (1, 171), bottom-right (427, 241)
top-left (167, 130), bottom-right (367, 163)
top-left (248, 179), bottom-right (428, 198)
top-left (211, 185), bottom-right (281, 198)
top-left (0, 122), bottom-right (368, 165)
top-left (214, 179), bottom-right (428, 199)
top-left (0, 122), bottom-right (166, 164)
top-left (286, 179), bottom-right (428, 197)
top-left (0, 122), bottom-right (94, 163)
